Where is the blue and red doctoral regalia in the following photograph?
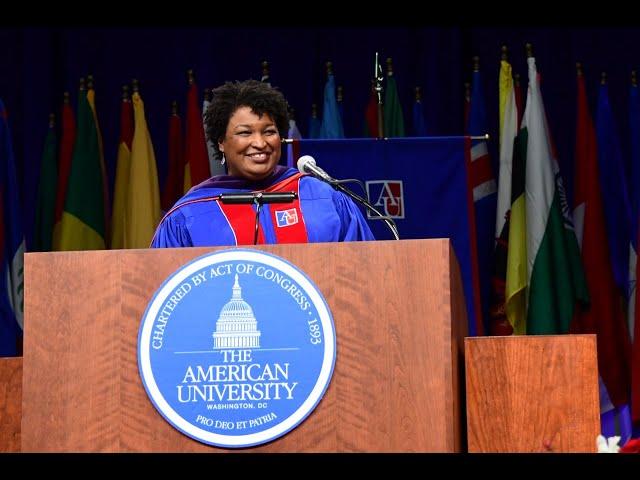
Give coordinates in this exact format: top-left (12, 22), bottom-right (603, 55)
top-left (151, 166), bottom-right (374, 247)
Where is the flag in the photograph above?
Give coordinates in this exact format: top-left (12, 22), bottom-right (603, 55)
top-left (466, 68), bottom-right (497, 335)
top-left (514, 74), bottom-right (524, 129)
top-left (412, 97), bottom-right (428, 136)
top-left (630, 78), bottom-right (640, 430)
top-left (87, 86), bottom-right (110, 248)
top-left (33, 117), bottom-right (58, 252)
top-left (184, 81), bottom-right (210, 193)
top-left (596, 82), bottom-right (633, 301)
top-left (126, 92), bottom-right (160, 248)
top-left (296, 137), bottom-right (482, 340)
top-left (523, 56), bottom-right (589, 334)
top-left (490, 59), bottom-right (518, 335)
top-left (286, 119), bottom-right (302, 168)
top-left (110, 93), bottom-right (134, 249)
top-left (308, 106), bottom-right (321, 139)
top-left (363, 83), bottom-right (379, 137)
top-left (573, 69), bottom-right (631, 411)
top-left (203, 98), bottom-right (225, 177)
top-left (384, 74), bottom-right (405, 137)
top-left (52, 97), bottom-right (76, 250)
top-left (0, 100), bottom-right (25, 356)
top-left (162, 106), bottom-right (184, 213)
top-left (319, 74), bottom-right (344, 139)
top-left (58, 88), bottom-right (106, 250)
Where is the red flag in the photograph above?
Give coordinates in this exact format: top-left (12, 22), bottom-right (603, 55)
top-left (184, 82), bottom-right (210, 189)
top-left (634, 229), bottom-right (640, 425)
top-left (364, 85), bottom-right (379, 137)
top-left (514, 75), bottom-right (524, 130)
top-left (52, 97), bottom-right (76, 250)
top-left (571, 72), bottom-right (631, 407)
top-left (162, 109), bottom-right (184, 212)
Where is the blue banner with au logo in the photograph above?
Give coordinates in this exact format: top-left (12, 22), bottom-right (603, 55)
top-left (295, 137), bottom-right (488, 336)
top-left (138, 249), bottom-right (336, 448)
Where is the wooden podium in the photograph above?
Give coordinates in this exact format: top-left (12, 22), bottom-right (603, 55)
top-left (21, 239), bottom-right (467, 452)
top-left (465, 335), bottom-right (600, 452)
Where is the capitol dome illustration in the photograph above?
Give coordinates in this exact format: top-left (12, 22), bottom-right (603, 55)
top-left (212, 274), bottom-right (261, 349)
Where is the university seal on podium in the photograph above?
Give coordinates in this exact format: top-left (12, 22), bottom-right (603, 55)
top-left (137, 248), bottom-right (336, 448)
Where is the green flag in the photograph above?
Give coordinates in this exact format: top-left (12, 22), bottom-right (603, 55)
top-left (58, 88), bottom-right (106, 250)
top-left (523, 56), bottom-right (588, 334)
top-left (384, 74), bottom-right (405, 137)
top-left (33, 119), bottom-right (58, 251)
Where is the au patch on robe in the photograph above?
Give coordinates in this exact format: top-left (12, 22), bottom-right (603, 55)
top-left (275, 208), bottom-right (299, 227)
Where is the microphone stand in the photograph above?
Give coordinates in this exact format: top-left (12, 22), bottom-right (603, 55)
top-left (253, 196), bottom-right (263, 245)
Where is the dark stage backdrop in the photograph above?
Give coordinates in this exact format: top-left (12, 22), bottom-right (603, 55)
top-left (0, 27), bottom-right (638, 249)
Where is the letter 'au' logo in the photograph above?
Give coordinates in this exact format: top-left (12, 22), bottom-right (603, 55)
top-left (138, 249), bottom-right (336, 448)
top-left (365, 180), bottom-right (404, 219)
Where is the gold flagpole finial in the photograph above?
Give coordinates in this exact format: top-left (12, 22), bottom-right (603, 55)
top-left (325, 61), bottom-right (333, 76)
top-left (122, 84), bottom-right (130, 101)
top-left (48, 113), bottom-right (55, 128)
top-left (415, 86), bottom-right (422, 102)
top-left (131, 78), bottom-right (140, 93)
top-left (187, 68), bottom-right (195, 85)
top-left (601, 71), bottom-right (607, 85)
top-left (501, 45), bottom-right (508, 61)
top-left (386, 57), bottom-right (394, 76)
top-left (473, 55), bottom-right (480, 72)
top-left (576, 62), bottom-right (583, 76)
top-left (525, 43), bottom-right (534, 58)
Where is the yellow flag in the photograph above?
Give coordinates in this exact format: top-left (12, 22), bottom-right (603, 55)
top-left (125, 92), bottom-right (160, 248)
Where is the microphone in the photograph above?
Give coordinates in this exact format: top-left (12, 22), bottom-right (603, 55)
top-left (297, 154), bottom-right (400, 240)
top-left (218, 192), bottom-right (297, 204)
top-left (297, 155), bottom-right (337, 184)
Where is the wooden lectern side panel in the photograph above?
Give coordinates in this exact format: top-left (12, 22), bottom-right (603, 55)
top-left (23, 239), bottom-right (465, 452)
top-left (465, 335), bottom-right (599, 452)
top-left (22, 250), bottom-right (122, 451)
top-left (0, 357), bottom-right (22, 452)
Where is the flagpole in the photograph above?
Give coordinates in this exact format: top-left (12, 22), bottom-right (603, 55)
top-left (374, 51), bottom-right (384, 139)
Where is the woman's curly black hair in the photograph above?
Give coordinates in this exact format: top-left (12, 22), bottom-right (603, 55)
top-left (204, 79), bottom-right (289, 157)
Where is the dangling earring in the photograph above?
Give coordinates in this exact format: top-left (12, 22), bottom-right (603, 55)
top-left (220, 153), bottom-right (226, 165)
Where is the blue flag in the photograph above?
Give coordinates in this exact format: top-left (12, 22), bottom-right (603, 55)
top-left (308, 116), bottom-right (321, 139)
top-left (0, 99), bottom-right (25, 356)
top-left (412, 99), bottom-right (428, 136)
top-left (465, 70), bottom-right (497, 335)
top-left (297, 137), bottom-right (484, 336)
top-left (596, 83), bottom-right (633, 299)
top-left (318, 75), bottom-right (344, 139)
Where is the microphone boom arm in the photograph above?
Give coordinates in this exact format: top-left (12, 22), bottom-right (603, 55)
top-left (331, 182), bottom-right (400, 240)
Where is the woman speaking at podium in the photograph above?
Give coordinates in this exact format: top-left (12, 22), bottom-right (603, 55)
top-left (151, 79), bottom-right (374, 247)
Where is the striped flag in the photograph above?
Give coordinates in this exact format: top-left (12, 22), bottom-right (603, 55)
top-left (466, 67), bottom-right (497, 335)
top-left (523, 56), bottom-right (588, 335)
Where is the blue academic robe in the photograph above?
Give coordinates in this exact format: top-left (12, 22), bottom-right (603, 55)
top-left (151, 166), bottom-right (374, 247)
